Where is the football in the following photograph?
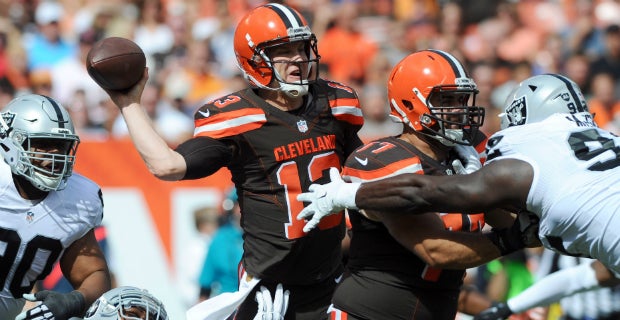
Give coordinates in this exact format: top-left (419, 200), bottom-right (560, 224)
top-left (86, 37), bottom-right (146, 91)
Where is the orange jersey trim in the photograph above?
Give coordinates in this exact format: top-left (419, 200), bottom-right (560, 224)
top-left (344, 157), bottom-right (423, 181)
top-left (421, 264), bottom-right (442, 282)
top-left (475, 137), bottom-right (488, 164)
top-left (329, 98), bottom-right (364, 125)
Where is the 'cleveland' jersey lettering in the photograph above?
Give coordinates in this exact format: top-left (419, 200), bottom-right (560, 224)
top-left (273, 134), bottom-right (336, 161)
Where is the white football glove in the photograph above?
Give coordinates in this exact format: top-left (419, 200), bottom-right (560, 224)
top-left (296, 168), bottom-right (360, 232)
top-left (253, 284), bottom-right (290, 320)
top-left (451, 144), bottom-right (482, 175)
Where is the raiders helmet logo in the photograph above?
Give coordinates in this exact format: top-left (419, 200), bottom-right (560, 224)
top-left (505, 96), bottom-right (527, 127)
top-left (0, 112), bottom-right (15, 138)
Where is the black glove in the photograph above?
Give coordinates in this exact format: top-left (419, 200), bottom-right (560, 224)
top-left (473, 302), bottom-right (513, 320)
top-left (515, 212), bottom-right (542, 248)
top-left (485, 211), bottom-right (540, 256)
top-left (16, 290), bottom-right (86, 320)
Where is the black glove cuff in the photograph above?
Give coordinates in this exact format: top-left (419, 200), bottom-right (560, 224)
top-left (67, 290), bottom-right (87, 316)
top-left (492, 302), bottom-right (513, 318)
top-left (473, 301), bottom-right (513, 320)
top-left (484, 228), bottom-right (525, 256)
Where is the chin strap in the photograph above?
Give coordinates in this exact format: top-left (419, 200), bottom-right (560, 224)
top-left (279, 83), bottom-right (308, 98)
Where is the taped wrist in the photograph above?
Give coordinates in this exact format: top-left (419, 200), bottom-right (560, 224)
top-left (490, 302), bottom-right (513, 318)
top-left (68, 291), bottom-right (86, 316)
top-left (49, 290), bottom-right (86, 318)
top-left (484, 227), bottom-right (525, 256)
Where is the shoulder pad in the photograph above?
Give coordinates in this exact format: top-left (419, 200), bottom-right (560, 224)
top-left (193, 91), bottom-right (267, 139)
top-left (315, 80), bottom-right (364, 126)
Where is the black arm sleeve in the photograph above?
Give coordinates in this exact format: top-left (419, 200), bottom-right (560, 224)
top-left (174, 136), bottom-right (233, 180)
top-left (342, 122), bottom-right (363, 158)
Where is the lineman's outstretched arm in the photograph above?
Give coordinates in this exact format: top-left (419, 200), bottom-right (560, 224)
top-left (378, 209), bottom-right (540, 269)
top-left (379, 212), bottom-right (504, 269)
top-left (355, 159), bottom-right (532, 215)
top-left (297, 160), bottom-right (532, 232)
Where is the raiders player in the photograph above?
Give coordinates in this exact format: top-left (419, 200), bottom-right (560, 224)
top-left (101, 3), bottom-right (363, 319)
top-left (0, 94), bottom-right (111, 320)
top-left (298, 73), bottom-right (620, 318)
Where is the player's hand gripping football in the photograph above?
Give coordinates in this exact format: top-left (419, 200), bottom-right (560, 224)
top-left (16, 290), bottom-right (86, 320)
top-left (451, 144), bottom-right (482, 175)
top-left (297, 167), bottom-right (360, 232)
top-left (253, 284), bottom-right (290, 320)
top-left (103, 68), bottom-right (148, 111)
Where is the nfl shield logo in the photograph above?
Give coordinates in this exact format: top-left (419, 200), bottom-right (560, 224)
top-left (297, 120), bottom-right (308, 133)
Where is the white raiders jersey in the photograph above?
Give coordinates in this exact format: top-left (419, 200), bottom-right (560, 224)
top-left (486, 112), bottom-right (620, 276)
top-left (0, 162), bottom-right (103, 317)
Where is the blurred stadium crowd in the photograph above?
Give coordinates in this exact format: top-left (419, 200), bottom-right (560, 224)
top-left (3, 0), bottom-right (620, 318)
top-left (3, 0), bottom-right (620, 145)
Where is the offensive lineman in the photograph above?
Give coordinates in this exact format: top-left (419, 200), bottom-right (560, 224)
top-left (326, 50), bottom-right (534, 320)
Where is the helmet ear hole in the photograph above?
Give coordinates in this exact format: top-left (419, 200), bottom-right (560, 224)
top-left (401, 100), bottom-right (414, 111)
top-left (249, 55), bottom-right (262, 68)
